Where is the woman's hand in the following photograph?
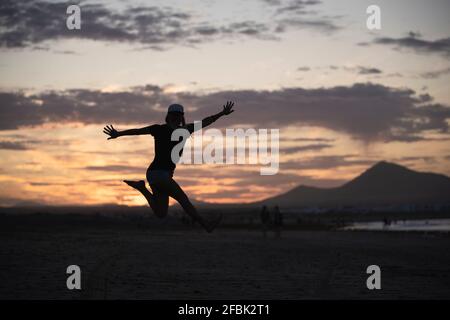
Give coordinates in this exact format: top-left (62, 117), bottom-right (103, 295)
top-left (103, 125), bottom-right (119, 140)
top-left (196, 101), bottom-right (235, 130)
top-left (222, 101), bottom-right (235, 115)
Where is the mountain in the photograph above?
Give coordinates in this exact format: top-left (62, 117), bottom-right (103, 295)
top-left (258, 161), bottom-right (450, 208)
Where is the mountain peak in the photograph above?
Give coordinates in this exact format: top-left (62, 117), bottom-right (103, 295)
top-left (357, 160), bottom-right (414, 177)
top-left (346, 161), bottom-right (412, 187)
top-left (258, 161), bottom-right (450, 208)
top-left (371, 161), bottom-right (407, 171)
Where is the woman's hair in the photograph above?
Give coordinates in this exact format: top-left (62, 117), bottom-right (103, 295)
top-left (165, 113), bottom-right (186, 127)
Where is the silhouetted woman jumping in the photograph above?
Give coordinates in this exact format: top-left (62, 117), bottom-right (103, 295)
top-left (103, 101), bottom-right (235, 232)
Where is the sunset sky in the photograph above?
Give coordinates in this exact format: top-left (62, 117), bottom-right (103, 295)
top-left (1, 0), bottom-right (450, 206)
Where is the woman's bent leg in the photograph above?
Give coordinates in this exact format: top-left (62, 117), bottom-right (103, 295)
top-left (159, 178), bottom-right (220, 232)
top-left (123, 180), bottom-right (168, 218)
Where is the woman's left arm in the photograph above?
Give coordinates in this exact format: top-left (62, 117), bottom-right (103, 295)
top-left (185, 101), bottom-right (234, 133)
top-left (189, 101), bottom-right (234, 132)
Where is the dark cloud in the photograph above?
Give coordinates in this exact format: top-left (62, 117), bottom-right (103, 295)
top-left (261, 0), bottom-right (283, 5)
top-left (283, 137), bottom-right (334, 142)
top-left (327, 65), bottom-right (382, 75)
top-left (53, 50), bottom-right (78, 55)
top-left (275, 17), bottom-right (340, 34)
top-left (0, 196), bottom-right (43, 207)
top-left (277, 0), bottom-right (322, 14)
top-left (281, 155), bottom-right (375, 170)
top-left (0, 136), bottom-right (79, 150)
top-left (262, 0), bottom-right (322, 12)
top-left (83, 165), bottom-right (144, 174)
top-left (0, 1), bottom-right (190, 48)
top-left (396, 156), bottom-right (435, 163)
top-left (372, 33), bottom-right (450, 59)
top-left (0, 0), bottom-right (340, 50)
top-left (80, 178), bottom-right (124, 187)
top-left (281, 143), bottom-right (332, 153)
top-left (407, 31), bottom-right (422, 38)
top-left (356, 66), bottom-right (382, 75)
top-left (1, 82), bottom-right (450, 142)
top-left (0, 0), bottom-right (275, 49)
top-left (233, 173), bottom-right (345, 189)
top-left (0, 86), bottom-right (169, 130)
top-left (0, 140), bottom-right (29, 150)
top-left (268, 0), bottom-right (341, 33)
top-left (176, 166), bottom-right (345, 192)
top-left (28, 182), bottom-right (73, 186)
top-left (418, 93), bottom-right (432, 103)
top-left (420, 67), bottom-right (450, 79)
top-left (182, 82), bottom-right (450, 142)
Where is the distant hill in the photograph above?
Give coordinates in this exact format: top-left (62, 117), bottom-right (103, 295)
top-left (257, 161), bottom-right (450, 208)
top-left (3, 161), bottom-right (450, 212)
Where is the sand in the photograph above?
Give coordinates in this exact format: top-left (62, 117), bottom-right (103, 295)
top-left (1, 225), bottom-right (449, 299)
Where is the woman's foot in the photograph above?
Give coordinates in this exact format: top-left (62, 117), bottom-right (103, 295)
top-left (204, 213), bottom-right (223, 233)
top-left (123, 180), bottom-right (147, 192)
top-left (123, 180), bottom-right (155, 209)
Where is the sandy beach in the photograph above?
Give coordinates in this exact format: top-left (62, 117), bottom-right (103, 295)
top-left (1, 219), bottom-right (449, 300)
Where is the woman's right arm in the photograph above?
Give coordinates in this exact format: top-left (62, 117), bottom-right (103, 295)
top-left (103, 125), bottom-right (156, 140)
top-left (185, 101), bottom-right (235, 133)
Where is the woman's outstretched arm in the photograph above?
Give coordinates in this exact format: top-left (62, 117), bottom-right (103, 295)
top-left (103, 125), bottom-right (155, 140)
top-left (187, 101), bottom-right (234, 132)
top-left (202, 101), bottom-right (234, 128)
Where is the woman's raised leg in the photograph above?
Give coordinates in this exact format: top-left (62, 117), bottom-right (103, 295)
top-left (123, 180), bottom-right (168, 218)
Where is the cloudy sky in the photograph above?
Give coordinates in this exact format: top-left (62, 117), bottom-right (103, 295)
top-left (1, 0), bottom-right (450, 206)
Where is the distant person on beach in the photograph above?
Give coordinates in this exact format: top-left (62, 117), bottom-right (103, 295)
top-left (273, 205), bottom-right (283, 238)
top-left (260, 205), bottom-right (271, 238)
top-left (103, 101), bottom-right (235, 233)
top-left (383, 217), bottom-right (391, 228)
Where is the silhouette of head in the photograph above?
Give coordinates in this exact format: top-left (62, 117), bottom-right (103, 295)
top-left (166, 104), bottom-right (186, 128)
